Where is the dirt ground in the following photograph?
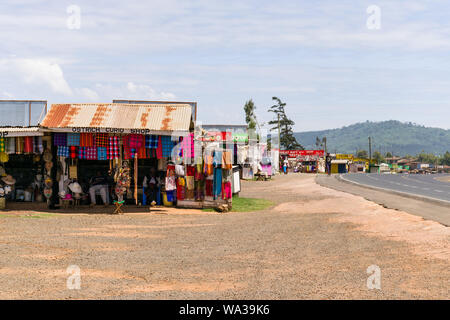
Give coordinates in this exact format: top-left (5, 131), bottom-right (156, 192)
top-left (0, 174), bottom-right (448, 299)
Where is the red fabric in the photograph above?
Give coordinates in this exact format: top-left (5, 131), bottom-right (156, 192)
top-left (205, 180), bottom-right (213, 196)
top-left (70, 146), bottom-right (77, 159)
top-left (186, 165), bottom-right (195, 176)
top-left (23, 137), bottom-right (34, 153)
top-left (156, 136), bottom-right (163, 159)
top-left (80, 133), bottom-right (94, 147)
top-left (222, 182), bottom-right (232, 200)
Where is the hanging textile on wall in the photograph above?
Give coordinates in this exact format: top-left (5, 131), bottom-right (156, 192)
top-left (15, 137), bottom-right (24, 154)
top-left (0, 138), bottom-right (5, 153)
top-left (57, 146), bottom-right (69, 157)
top-left (85, 147), bottom-right (97, 160)
top-left (161, 136), bottom-right (174, 158)
top-left (67, 133), bottom-right (80, 146)
top-left (54, 133), bottom-right (67, 146)
top-left (80, 133), bottom-right (94, 147)
top-left (34, 136), bottom-right (43, 153)
top-left (107, 136), bottom-right (120, 160)
top-left (23, 137), bottom-right (34, 153)
top-left (145, 135), bottom-right (158, 149)
top-left (95, 133), bottom-right (108, 147)
top-left (6, 138), bottom-right (15, 154)
top-left (97, 147), bottom-right (107, 160)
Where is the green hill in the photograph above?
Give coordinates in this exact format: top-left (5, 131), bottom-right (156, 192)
top-left (294, 120), bottom-right (450, 156)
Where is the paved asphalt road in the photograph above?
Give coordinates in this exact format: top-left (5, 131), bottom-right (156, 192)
top-left (341, 173), bottom-right (450, 203)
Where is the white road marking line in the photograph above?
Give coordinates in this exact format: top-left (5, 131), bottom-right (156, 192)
top-left (434, 190), bottom-right (444, 193)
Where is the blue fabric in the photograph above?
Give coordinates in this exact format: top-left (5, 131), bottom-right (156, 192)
top-left (161, 136), bottom-right (174, 157)
top-left (213, 150), bottom-right (222, 166)
top-left (97, 147), bottom-right (107, 160)
top-left (213, 167), bottom-right (222, 199)
top-left (145, 135), bottom-right (158, 149)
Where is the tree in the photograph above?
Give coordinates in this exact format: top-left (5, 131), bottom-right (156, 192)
top-left (356, 150), bottom-right (368, 159)
top-left (268, 97), bottom-right (303, 150)
top-left (385, 152), bottom-right (393, 158)
top-left (243, 99), bottom-right (257, 130)
top-left (441, 151), bottom-right (450, 165)
top-left (315, 136), bottom-right (327, 152)
top-left (372, 151), bottom-right (385, 164)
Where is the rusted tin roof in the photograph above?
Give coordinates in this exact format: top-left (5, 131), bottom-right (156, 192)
top-left (41, 103), bottom-right (192, 132)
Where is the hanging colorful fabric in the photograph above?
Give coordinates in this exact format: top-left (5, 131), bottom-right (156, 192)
top-left (78, 147), bottom-right (86, 159)
top-left (137, 146), bottom-right (147, 159)
top-left (6, 138), bottom-right (15, 154)
top-left (57, 146), bottom-right (69, 157)
top-left (145, 135), bottom-right (158, 149)
top-left (0, 138), bottom-right (5, 152)
top-left (86, 147), bottom-right (97, 160)
top-left (222, 151), bottom-right (232, 169)
top-left (156, 136), bottom-right (163, 159)
top-left (97, 147), bottom-right (107, 160)
top-left (67, 133), bottom-right (80, 146)
top-left (222, 181), bottom-right (232, 200)
top-left (53, 133), bottom-right (67, 146)
top-left (15, 137), bottom-right (24, 154)
top-left (34, 136), bottom-right (43, 153)
top-left (95, 133), bottom-right (108, 147)
top-left (107, 136), bottom-right (119, 159)
top-left (70, 146), bottom-right (77, 159)
top-left (161, 136), bottom-right (174, 157)
top-left (213, 167), bottom-right (222, 199)
top-left (80, 133), bottom-right (94, 147)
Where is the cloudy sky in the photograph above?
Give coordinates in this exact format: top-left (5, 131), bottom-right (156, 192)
top-left (1, 0), bottom-right (450, 131)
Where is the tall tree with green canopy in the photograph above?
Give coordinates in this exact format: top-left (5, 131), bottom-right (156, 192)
top-left (268, 97), bottom-right (303, 150)
top-left (243, 99), bottom-right (257, 130)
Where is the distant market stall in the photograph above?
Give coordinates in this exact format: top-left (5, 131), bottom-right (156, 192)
top-left (280, 150), bottom-right (325, 173)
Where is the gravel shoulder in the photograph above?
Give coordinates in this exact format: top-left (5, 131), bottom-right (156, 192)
top-left (0, 174), bottom-right (448, 299)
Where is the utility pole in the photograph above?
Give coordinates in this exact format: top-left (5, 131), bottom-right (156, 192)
top-left (277, 113), bottom-right (281, 150)
top-left (368, 137), bottom-right (372, 169)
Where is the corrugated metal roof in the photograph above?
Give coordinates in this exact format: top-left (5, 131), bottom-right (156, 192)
top-left (0, 126), bottom-right (43, 137)
top-left (41, 103), bottom-right (192, 131)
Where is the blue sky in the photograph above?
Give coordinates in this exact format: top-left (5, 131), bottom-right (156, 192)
top-left (1, 0), bottom-right (450, 131)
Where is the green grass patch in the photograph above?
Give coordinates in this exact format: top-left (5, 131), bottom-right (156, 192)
top-left (0, 213), bottom-right (57, 219)
top-left (203, 197), bottom-right (274, 213)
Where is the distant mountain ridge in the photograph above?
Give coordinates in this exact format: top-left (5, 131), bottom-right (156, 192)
top-left (294, 120), bottom-right (450, 156)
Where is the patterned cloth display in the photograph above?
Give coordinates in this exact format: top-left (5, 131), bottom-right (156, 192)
top-left (57, 146), bottom-right (69, 157)
top-left (181, 133), bottom-right (195, 158)
top-left (85, 147), bottom-right (97, 160)
top-left (161, 136), bottom-right (174, 157)
top-left (80, 133), bottom-right (94, 147)
top-left (70, 146), bottom-right (77, 159)
top-left (145, 135), bottom-right (159, 149)
top-left (95, 133), bottom-right (108, 147)
top-left (67, 133), bottom-right (80, 146)
top-left (127, 134), bottom-right (144, 149)
top-left (78, 147), bottom-right (86, 159)
top-left (107, 136), bottom-right (120, 160)
top-left (54, 133), bottom-right (67, 146)
top-left (34, 136), bottom-right (43, 153)
top-left (0, 138), bottom-right (5, 152)
top-left (97, 147), bottom-right (107, 160)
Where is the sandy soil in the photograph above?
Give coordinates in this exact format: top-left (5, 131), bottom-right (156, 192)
top-left (0, 174), bottom-right (448, 299)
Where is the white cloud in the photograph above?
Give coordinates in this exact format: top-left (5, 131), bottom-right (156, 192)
top-left (74, 87), bottom-right (99, 101)
top-left (0, 58), bottom-right (73, 95)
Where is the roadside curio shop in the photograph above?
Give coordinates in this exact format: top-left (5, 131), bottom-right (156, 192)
top-left (0, 102), bottom-right (234, 211)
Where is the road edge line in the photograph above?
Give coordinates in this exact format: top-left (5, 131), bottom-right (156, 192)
top-left (337, 174), bottom-right (450, 207)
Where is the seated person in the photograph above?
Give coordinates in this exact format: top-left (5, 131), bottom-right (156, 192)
top-left (143, 167), bottom-right (160, 206)
top-left (89, 171), bottom-right (109, 206)
top-left (256, 162), bottom-right (268, 179)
